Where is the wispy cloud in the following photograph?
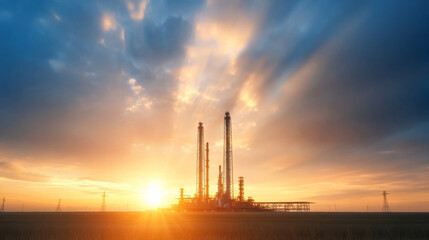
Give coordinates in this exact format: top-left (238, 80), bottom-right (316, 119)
top-left (0, 0), bottom-right (428, 211)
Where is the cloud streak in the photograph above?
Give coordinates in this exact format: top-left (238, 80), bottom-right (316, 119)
top-left (0, 0), bottom-right (428, 211)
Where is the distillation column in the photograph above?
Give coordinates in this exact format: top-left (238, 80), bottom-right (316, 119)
top-left (238, 177), bottom-right (244, 202)
top-left (217, 165), bottom-right (223, 207)
top-left (205, 142), bottom-right (209, 204)
top-left (197, 122), bottom-right (205, 203)
top-left (223, 112), bottom-right (233, 205)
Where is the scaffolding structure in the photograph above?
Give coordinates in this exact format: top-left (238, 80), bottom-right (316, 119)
top-left (223, 112), bottom-right (233, 206)
top-left (238, 177), bottom-right (244, 202)
top-left (254, 202), bottom-right (313, 212)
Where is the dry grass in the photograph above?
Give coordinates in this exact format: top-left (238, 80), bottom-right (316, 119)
top-left (1, 212), bottom-right (428, 240)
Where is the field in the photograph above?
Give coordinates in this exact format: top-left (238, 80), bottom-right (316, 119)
top-left (1, 212), bottom-right (429, 240)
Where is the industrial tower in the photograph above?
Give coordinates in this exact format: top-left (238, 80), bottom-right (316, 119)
top-left (238, 177), bottom-right (244, 202)
top-left (196, 122), bottom-right (205, 203)
top-left (223, 112), bottom-right (233, 205)
top-left (205, 142), bottom-right (210, 204)
top-left (217, 165), bottom-right (223, 207)
top-left (382, 191), bottom-right (391, 212)
top-left (173, 111), bottom-right (314, 212)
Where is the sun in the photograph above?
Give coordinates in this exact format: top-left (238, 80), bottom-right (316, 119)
top-left (144, 182), bottom-right (163, 209)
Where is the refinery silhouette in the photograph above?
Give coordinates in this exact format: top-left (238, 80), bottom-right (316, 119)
top-left (170, 111), bottom-right (313, 212)
top-left (0, 112), bottom-right (394, 213)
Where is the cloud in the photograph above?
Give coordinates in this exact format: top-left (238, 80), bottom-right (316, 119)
top-left (1, 0), bottom-right (429, 210)
top-left (0, 0), bottom-right (198, 160)
top-left (0, 161), bottom-right (49, 182)
top-left (256, 0), bottom-right (429, 151)
top-left (126, 16), bottom-right (193, 64)
top-left (102, 12), bottom-right (117, 31)
top-left (127, 0), bottom-right (149, 21)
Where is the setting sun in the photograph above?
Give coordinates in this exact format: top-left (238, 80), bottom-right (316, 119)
top-left (144, 182), bottom-right (163, 209)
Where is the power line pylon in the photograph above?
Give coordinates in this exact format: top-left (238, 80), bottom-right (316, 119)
top-left (56, 199), bottom-right (61, 212)
top-left (382, 191), bottom-right (391, 212)
top-left (0, 197), bottom-right (4, 212)
top-left (101, 192), bottom-right (106, 212)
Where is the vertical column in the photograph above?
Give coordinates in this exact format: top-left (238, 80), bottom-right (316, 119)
top-left (218, 165), bottom-right (222, 207)
top-left (197, 122), bottom-right (204, 203)
top-left (223, 112), bottom-right (233, 205)
top-left (205, 142), bottom-right (209, 204)
top-left (179, 188), bottom-right (184, 205)
top-left (238, 177), bottom-right (244, 202)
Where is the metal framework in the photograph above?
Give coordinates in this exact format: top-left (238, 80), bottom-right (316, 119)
top-left (255, 202), bottom-right (313, 212)
top-left (223, 112), bottom-right (233, 205)
top-left (238, 177), bottom-right (244, 202)
top-left (217, 165), bottom-right (223, 207)
top-left (382, 191), bottom-right (391, 212)
top-left (172, 111), bottom-right (315, 213)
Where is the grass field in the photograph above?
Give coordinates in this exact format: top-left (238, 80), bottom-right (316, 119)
top-left (1, 212), bottom-right (428, 240)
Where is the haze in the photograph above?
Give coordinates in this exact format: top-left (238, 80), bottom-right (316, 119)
top-left (0, 0), bottom-right (428, 212)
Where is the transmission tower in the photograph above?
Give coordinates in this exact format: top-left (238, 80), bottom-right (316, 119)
top-left (56, 199), bottom-right (61, 212)
top-left (101, 192), bottom-right (106, 212)
top-left (382, 191), bottom-right (391, 212)
top-left (0, 197), bottom-right (4, 212)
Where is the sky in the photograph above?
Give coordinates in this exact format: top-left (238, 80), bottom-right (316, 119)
top-left (0, 0), bottom-right (429, 212)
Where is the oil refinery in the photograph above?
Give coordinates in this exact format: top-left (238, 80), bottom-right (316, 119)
top-left (171, 112), bottom-right (313, 212)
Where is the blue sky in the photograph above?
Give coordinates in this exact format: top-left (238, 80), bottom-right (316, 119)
top-left (0, 0), bottom-right (428, 211)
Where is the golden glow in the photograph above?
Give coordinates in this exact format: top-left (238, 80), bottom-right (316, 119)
top-left (102, 13), bottom-right (117, 31)
top-left (126, 78), bottom-right (152, 112)
top-left (121, 29), bottom-right (125, 42)
top-left (127, 0), bottom-right (149, 21)
top-left (144, 182), bottom-right (163, 209)
top-left (239, 75), bottom-right (259, 110)
top-left (195, 20), bottom-right (255, 56)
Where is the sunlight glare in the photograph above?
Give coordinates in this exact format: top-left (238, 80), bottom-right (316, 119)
top-left (144, 182), bottom-right (163, 209)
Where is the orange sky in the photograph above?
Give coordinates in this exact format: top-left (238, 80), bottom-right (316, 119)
top-left (1, 0), bottom-right (429, 212)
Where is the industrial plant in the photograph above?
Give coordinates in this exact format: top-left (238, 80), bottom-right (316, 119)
top-left (171, 112), bottom-right (313, 212)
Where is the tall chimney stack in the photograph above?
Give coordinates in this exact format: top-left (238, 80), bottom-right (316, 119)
top-left (223, 112), bottom-right (233, 205)
top-left (197, 122), bottom-right (205, 203)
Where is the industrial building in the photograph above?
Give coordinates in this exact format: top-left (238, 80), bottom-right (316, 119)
top-left (171, 112), bottom-right (313, 212)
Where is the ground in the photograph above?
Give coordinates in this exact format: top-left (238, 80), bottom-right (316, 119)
top-left (1, 212), bottom-right (428, 239)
